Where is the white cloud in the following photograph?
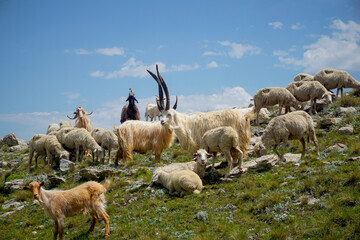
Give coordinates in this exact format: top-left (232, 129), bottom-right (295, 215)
top-left (95, 47), bottom-right (125, 56)
top-left (275, 19), bottom-right (360, 73)
top-left (75, 49), bottom-right (92, 55)
top-left (206, 61), bottom-right (218, 68)
top-left (91, 58), bottom-right (199, 79)
top-left (219, 41), bottom-right (261, 58)
top-left (62, 92), bottom-right (80, 104)
top-left (202, 51), bottom-right (224, 56)
top-left (0, 87), bottom-right (252, 141)
top-left (268, 21), bottom-right (283, 29)
top-left (291, 22), bottom-right (305, 30)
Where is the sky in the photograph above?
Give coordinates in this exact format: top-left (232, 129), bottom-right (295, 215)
top-left (0, 0), bottom-right (360, 141)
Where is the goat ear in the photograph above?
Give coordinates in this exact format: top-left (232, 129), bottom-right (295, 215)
top-left (23, 186), bottom-right (30, 190)
top-left (40, 181), bottom-right (45, 187)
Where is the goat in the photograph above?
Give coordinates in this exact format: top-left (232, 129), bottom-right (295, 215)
top-left (120, 94), bottom-right (141, 123)
top-left (67, 106), bottom-right (93, 132)
top-left (23, 178), bottom-right (111, 239)
top-left (147, 64), bottom-right (253, 156)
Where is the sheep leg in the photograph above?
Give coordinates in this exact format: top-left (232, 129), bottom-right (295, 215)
top-left (300, 137), bottom-right (306, 158)
top-left (107, 149), bottom-right (111, 164)
top-left (34, 153), bottom-right (39, 169)
top-left (273, 145), bottom-right (283, 161)
top-left (310, 132), bottom-right (320, 156)
top-left (278, 105), bottom-right (282, 116)
top-left (28, 150), bottom-right (33, 172)
top-left (75, 146), bottom-right (80, 164)
top-left (211, 153), bottom-right (217, 172)
top-left (224, 151), bottom-right (233, 178)
top-left (87, 214), bottom-right (99, 234)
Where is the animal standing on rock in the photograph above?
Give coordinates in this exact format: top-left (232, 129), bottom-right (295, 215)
top-left (254, 111), bottom-right (319, 161)
top-left (200, 126), bottom-right (243, 178)
top-left (120, 89), bottom-right (140, 123)
top-left (67, 106), bottom-right (93, 132)
top-left (314, 68), bottom-right (360, 97)
top-left (23, 178), bottom-right (112, 240)
top-left (147, 64), bottom-right (253, 156)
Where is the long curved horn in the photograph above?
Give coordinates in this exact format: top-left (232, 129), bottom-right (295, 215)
top-left (147, 68), bottom-right (164, 111)
top-left (173, 96), bottom-right (178, 110)
top-left (156, 65), bottom-right (170, 110)
top-left (86, 111), bottom-right (93, 116)
top-left (67, 113), bottom-right (77, 120)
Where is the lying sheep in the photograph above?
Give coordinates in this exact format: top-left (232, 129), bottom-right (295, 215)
top-left (148, 149), bottom-right (211, 188)
top-left (294, 73), bottom-right (314, 82)
top-left (200, 126), bottom-right (243, 178)
top-left (152, 169), bottom-right (203, 197)
top-left (56, 127), bottom-right (103, 163)
top-left (28, 134), bottom-right (69, 172)
top-left (91, 128), bottom-right (119, 163)
top-left (253, 87), bottom-right (302, 124)
top-left (286, 81), bottom-right (334, 114)
top-left (145, 103), bottom-right (161, 121)
top-left (254, 111), bottom-right (319, 161)
top-left (314, 68), bottom-right (360, 97)
top-left (23, 178), bottom-right (111, 239)
top-left (46, 123), bottom-right (60, 135)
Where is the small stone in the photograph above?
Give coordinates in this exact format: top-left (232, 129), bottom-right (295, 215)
top-left (195, 211), bottom-right (208, 221)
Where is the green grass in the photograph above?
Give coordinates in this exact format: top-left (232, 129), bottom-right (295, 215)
top-left (1, 94), bottom-right (360, 239)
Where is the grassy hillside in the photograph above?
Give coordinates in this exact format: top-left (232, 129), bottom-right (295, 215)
top-left (1, 94), bottom-right (360, 240)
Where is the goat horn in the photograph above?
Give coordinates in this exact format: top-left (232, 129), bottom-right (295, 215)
top-left (156, 64), bottom-right (170, 111)
top-left (147, 68), bottom-right (164, 111)
top-left (67, 114), bottom-right (77, 120)
top-left (173, 96), bottom-right (178, 110)
top-left (86, 111), bottom-right (93, 116)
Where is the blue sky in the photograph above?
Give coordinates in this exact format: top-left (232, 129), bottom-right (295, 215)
top-left (1, 0), bottom-right (360, 140)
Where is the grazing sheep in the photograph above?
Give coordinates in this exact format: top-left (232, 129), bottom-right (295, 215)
top-left (120, 94), bottom-right (141, 123)
top-left (147, 65), bottom-right (253, 156)
top-left (28, 134), bottom-right (69, 172)
top-left (254, 111), bottom-right (319, 161)
top-left (286, 81), bottom-right (334, 114)
top-left (23, 178), bottom-right (111, 239)
top-left (200, 126), bottom-right (243, 178)
top-left (148, 149), bottom-right (211, 188)
top-left (114, 120), bottom-right (174, 166)
top-left (67, 106), bottom-right (93, 132)
top-left (28, 134), bottom-right (48, 172)
top-left (91, 128), bottom-right (119, 163)
top-left (56, 128), bottom-right (103, 163)
top-left (145, 103), bottom-right (161, 121)
top-left (314, 69), bottom-right (360, 97)
top-left (294, 73), bottom-right (314, 82)
top-left (46, 123), bottom-right (60, 135)
top-left (253, 87), bottom-right (302, 124)
top-left (59, 121), bottom-right (72, 129)
top-left (152, 170), bottom-right (203, 197)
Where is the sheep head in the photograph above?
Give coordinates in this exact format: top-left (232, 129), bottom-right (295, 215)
top-left (193, 149), bottom-right (212, 166)
top-left (147, 65), bottom-right (178, 126)
top-left (23, 181), bottom-right (45, 204)
top-left (254, 142), bottom-right (267, 157)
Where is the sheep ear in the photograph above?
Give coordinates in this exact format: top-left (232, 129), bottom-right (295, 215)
top-left (40, 181), bottom-right (45, 187)
top-left (207, 154), bottom-right (212, 158)
top-left (192, 153), bottom-right (198, 161)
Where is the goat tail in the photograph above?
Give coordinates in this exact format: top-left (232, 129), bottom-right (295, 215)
top-left (103, 175), bottom-right (113, 190)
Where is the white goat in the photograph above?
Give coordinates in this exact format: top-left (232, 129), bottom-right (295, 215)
top-left (254, 111), bottom-right (319, 161)
top-left (286, 81), bottom-right (334, 114)
top-left (152, 170), bottom-right (203, 197)
top-left (114, 120), bottom-right (174, 165)
top-left (147, 65), bottom-right (253, 156)
top-left (23, 178), bottom-right (111, 239)
top-left (314, 69), bottom-right (360, 97)
top-left (145, 103), bottom-right (161, 121)
top-left (253, 87), bottom-right (302, 124)
top-left (200, 126), bottom-right (243, 178)
top-left (148, 149), bottom-right (211, 188)
top-left (91, 128), bottom-right (119, 163)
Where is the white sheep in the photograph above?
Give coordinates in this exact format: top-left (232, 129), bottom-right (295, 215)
top-left (314, 68), bottom-right (360, 97)
top-left (23, 178), bottom-right (111, 239)
top-left (254, 111), bottom-right (319, 161)
top-left (294, 73), bottom-right (314, 82)
top-left (46, 123), bottom-right (60, 135)
top-left (200, 126), bottom-right (243, 178)
top-left (56, 127), bottom-right (103, 163)
top-left (28, 134), bottom-right (69, 172)
top-left (286, 81), bottom-right (334, 114)
top-left (253, 87), bottom-right (302, 124)
top-left (233, 106), bottom-right (270, 123)
top-left (152, 169), bottom-right (203, 197)
top-left (59, 120), bottom-right (72, 129)
top-left (91, 128), bottom-right (119, 163)
top-left (148, 149), bottom-right (211, 188)
top-left (145, 103), bottom-right (161, 121)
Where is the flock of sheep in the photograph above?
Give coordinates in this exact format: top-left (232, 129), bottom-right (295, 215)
top-left (23, 67), bottom-right (359, 239)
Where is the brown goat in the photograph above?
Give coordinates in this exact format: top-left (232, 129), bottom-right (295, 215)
top-left (23, 178), bottom-right (111, 239)
top-left (67, 106), bottom-right (93, 132)
top-left (120, 95), bottom-right (140, 123)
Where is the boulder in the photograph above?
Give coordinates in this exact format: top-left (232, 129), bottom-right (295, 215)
top-left (59, 159), bottom-right (75, 172)
top-left (337, 107), bottom-right (357, 116)
top-left (79, 168), bottom-right (100, 180)
top-left (338, 125), bottom-right (354, 135)
top-left (4, 179), bottom-right (27, 192)
top-left (319, 118), bottom-right (342, 129)
top-left (324, 143), bottom-right (347, 153)
top-left (0, 133), bottom-right (19, 147)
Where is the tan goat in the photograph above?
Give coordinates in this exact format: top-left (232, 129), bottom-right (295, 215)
top-left (23, 178), bottom-right (111, 240)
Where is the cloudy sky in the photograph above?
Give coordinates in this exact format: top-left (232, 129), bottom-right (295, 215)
top-left (1, 0), bottom-right (360, 140)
